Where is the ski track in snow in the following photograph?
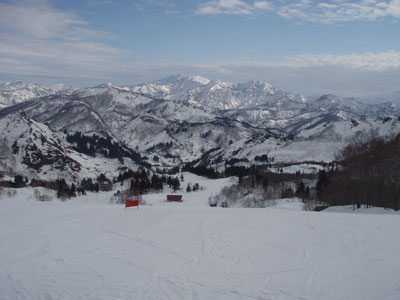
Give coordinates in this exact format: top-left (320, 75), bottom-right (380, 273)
top-left (1, 173), bottom-right (400, 300)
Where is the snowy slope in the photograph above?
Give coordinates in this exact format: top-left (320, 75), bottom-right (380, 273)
top-left (0, 112), bottom-right (141, 183)
top-left (117, 100), bottom-right (260, 165)
top-left (0, 112), bottom-right (83, 182)
top-left (219, 98), bottom-right (324, 130)
top-left (192, 114), bottom-right (400, 167)
top-left (1, 174), bottom-right (400, 300)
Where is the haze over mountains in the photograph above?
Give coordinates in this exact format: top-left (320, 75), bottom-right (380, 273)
top-left (0, 75), bottom-right (399, 183)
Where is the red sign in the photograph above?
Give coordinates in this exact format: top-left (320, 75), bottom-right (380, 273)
top-left (167, 194), bottom-right (182, 201)
top-left (125, 178), bottom-right (140, 209)
top-left (125, 199), bottom-right (139, 208)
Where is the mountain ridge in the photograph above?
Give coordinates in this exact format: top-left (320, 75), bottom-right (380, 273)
top-left (0, 81), bottom-right (76, 109)
top-left (0, 75), bottom-right (399, 182)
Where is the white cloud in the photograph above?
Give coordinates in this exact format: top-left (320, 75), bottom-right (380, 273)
top-left (280, 51), bottom-right (400, 70)
top-left (196, 0), bottom-right (400, 23)
top-left (276, 0), bottom-right (391, 23)
top-left (384, 0), bottom-right (400, 17)
top-left (253, 1), bottom-right (272, 10)
top-left (196, 0), bottom-right (271, 15)
top-left (0, 0), bottom-right (133, 78)
top-left (0, 0), bottom-right (96, 40)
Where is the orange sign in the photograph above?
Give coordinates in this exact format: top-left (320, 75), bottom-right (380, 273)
top-left (125, 199), bottom-right (139, 208)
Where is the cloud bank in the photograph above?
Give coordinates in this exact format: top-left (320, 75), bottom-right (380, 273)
top-left (196, 0), bottom-right (400, 23)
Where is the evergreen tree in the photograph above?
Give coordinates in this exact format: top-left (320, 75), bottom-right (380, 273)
top-left (295, 181), bottom-right (306, 200)
top-left (262, 177), bottom-right (268, 189)
top-left (172, 177), bottom-right (180, 192)
top-left (70, 183), bottom-right (76, 197)
top-left (316, 170), bottom-right (329, 192)
top-left (305, 186), bottom-right (310, 200)
top-left (14, 175), bottom-right (25, 188)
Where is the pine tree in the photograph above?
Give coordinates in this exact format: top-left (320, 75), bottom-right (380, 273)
top-left (14, 175), bottom-right (25, 188)
top-left (172, 177), bottom-right (180, 192)
top-left (295, 181), bottom-right (305, 200)
top-left (70, 183), bottom-right (76, 197)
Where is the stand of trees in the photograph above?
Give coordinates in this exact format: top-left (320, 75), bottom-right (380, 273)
top-left (114, 168), bottom-right (182, 194)
top-left (210, 170), bottom-right (315, 208)
top-left (66, 132), bottom-right (150, 168)
top-left (182, 165), bottom-right (221, 179)
top-left (182, 164), bottom-right (269, 179)
top-left (1, 166), bottom-right (183, 201)
top-left (318, 135), bottom-right (400, 211)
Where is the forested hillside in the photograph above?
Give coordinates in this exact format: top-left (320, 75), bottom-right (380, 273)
top-left (318, 135), bottom-right (400, 210)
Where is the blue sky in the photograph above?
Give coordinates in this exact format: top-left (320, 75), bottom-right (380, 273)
top-left (0, 0), bottom-right (400, 97)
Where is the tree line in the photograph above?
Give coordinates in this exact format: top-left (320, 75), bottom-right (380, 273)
top-left (209, 169), bottom-right (315, 208)
top-left (317, 135), bottom-right (400, 210)
top-left (1, 167), bottom-right (183, 201)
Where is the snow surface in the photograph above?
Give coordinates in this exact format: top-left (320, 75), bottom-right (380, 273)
top-left (1, 173), bottom-right (400, 300)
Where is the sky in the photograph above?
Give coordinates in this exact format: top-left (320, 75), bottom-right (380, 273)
top-left (0, 0), bottom-right (400, 97)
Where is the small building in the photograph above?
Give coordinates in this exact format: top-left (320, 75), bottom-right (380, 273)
top-left (167, 194), bottom-right (182, 202)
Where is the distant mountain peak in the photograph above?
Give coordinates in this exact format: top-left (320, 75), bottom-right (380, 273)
top-left (155, 74), bottom-right (210, 86)
top-left (2, 80), bottom-right (25, 87)
top-left (93, 82), bottom-right (127, 89)
top-left (0, 81), bottom-right (75, 109)
top-left (131, 75), bottom-right (304, 110)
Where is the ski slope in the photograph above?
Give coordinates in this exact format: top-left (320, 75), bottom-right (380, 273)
top-left (1, 173), bottom-right (400, 300)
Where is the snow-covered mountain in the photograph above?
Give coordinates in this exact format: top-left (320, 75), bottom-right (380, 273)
top-left (1, 75), bottom-right (400, 180)
top-left (360, 91), bottom-right (400, 106)
top-left (0, 85), bottom-right (268, 167)
top-left (132, 74), bottom-right (307, 110)
top-left (196, 114), bottom-right (400, 168)
top-left (312, 94), bottom-right (400, 116)
top-left (0, 81), bottom-right (75, 109)
top-left (131, 75), bottom-right (400, 130)
top-left (0, 112), bottom-right (145, 183)
top-left (0, 112), bottom-right (83, 182)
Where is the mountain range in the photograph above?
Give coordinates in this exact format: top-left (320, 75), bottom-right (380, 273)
top-left (0, 75), bottom-right (399, 183)
top-left (0, 81), bottom-right (76, 109)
